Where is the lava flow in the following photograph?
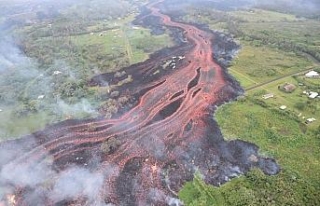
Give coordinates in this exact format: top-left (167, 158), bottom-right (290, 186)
top-left (0, 1), bottom-right (280, 206)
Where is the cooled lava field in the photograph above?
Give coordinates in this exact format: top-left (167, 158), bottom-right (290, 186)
top-left (0, 0), bottom-right (280, 205)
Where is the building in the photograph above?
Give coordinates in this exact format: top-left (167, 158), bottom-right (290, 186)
top-left (37, 95), bottom-right (45, 99)
top-left (309, 92), bottom-right (319, 99)
top-left (305, 118), bottom-right (316, 124)
top-left (279, 83), bottom-right (296, 93)
top-left (53, 71), bottom-right (62, 75)
top-left (305, 71), bottom-right (320, 78)
top-left (280, 105), bottom-right (287, 110)
top-left (262, 94), bottom-right (274, 100)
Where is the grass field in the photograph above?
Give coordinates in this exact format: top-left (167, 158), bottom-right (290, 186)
top-left (71, 26), bottom-right (173, 66)
top-left (247, 77), bottom-right (320, 128)
top-left (0, 109), bottom-right (54, 140)
top-left (228, 9), bottom-right (299, 22)
top-left (240, 20), bottom-right (320, 47)
top-left (229, 42), bottom-right (312, 88)
top-left (179, 6), bottom-right (320, 206)
top-left (19, 13), bottom-right (173, 72)
top-left (227, 41), bottom-right (320, 129)
top-left (1, 11), bottom-right (174, 139)
top-left (179, 86), bottom-right (320, 205)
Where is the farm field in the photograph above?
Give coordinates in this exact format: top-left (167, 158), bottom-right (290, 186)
top-left (0, 1), bottom-right (173, 139)
top-left (178, 5), bottom-right (320, 206)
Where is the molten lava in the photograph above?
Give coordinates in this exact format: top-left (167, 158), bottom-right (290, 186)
top-left (0, 1), bottom-right (279, 205)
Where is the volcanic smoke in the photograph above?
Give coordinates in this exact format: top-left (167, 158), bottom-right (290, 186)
top-left (0, 0), bottom-right (279, 205)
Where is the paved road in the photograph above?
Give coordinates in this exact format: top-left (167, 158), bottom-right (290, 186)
top-left (245, 52), bottom-right (320, 92)
top-left (245, 68), bottom-right (313, 91)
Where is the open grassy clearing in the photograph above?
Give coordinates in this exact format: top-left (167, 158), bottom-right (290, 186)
top-left (247, 76), bottom-right (320, 128)
top-left (216, 98), bottom-right (319, 199)
top-left (229, 42), bottom-right (312, 88)
top-left (1, 9), bottom-right (173, 139)
top-left (228, 9), bottom-right (299, 22)
top-left (179, 97), bottom-right (320, 205)
top-left (182, 6), bottom-right (320, 60)
top-left (19, 13), bottom-right (173, 71)
top-left (179, 6), bottom-right (320, 206)
top-left (0, 109), bottom-right (54, 140)
top-left (70, 25), bottom-right (173, 66)
top-left (240, 21), bottom-right (320, 47)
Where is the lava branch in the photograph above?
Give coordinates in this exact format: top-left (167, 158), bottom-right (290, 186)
top-left (0, 1), bottom-right (279, 206)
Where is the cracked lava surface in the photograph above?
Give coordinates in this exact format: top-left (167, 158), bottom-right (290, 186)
top-left (0, 1), bottom-right (280, 205)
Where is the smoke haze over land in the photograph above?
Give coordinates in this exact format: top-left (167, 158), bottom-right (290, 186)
top-left (0, 0), bottom-right (317, 205)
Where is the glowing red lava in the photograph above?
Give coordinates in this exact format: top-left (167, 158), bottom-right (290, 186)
top-left (0, 1), bottom-right (279, 205)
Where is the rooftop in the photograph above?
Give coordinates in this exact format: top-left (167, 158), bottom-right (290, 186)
top-left (305, 71), bottom-right (319, 77)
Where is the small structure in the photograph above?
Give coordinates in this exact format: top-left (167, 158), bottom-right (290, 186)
top-left (305, 118), bottom-right (316, 124)
top-left (37, 95), bottom-right (45, 100)
top-left (305, 71), bottom-right (319, 78)
top-left (279, 83), bottom-right (296, 93)
top-left (262, 93), bottom-right (274, 100)
top-left (53, 71), bottom-right (62, 75)
top-left (309, 92), bottom-right (319, 99)
top-left (0, 109), bottom-right (3, 112)
top-left (280, 105), bottom-right (287, 110)
top-left (178, 56), bottom-right (185, 60)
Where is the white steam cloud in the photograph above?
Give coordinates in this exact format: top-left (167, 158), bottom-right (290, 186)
top-left (50, 167), bottom-right (104, 203)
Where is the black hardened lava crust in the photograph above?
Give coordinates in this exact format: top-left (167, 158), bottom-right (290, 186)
top-left (0, 0), bottom-right (280, 205)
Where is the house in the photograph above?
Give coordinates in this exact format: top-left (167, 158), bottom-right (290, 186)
top-left (178, 56), bottom-right (185, 60)
top-left (279, 83), bottom-right (296, 93)
top-left (53, 71), bottom-right (62, 75)
top-left (37, 95), bottom-right (45, 99)
top-left (280, 105), bottom-right (287, 110)
top-left (305, 118), bottom-right (316, 124)
top-left (309, 92), bottom-right (319, 99)
top-left (262, 94), bottom-right (274, 99)
top-left (305, 71), bottom-right (319, 78)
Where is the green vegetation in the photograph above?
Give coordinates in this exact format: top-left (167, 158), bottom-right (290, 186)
top-left (179, 97), bottom-right (320, 205)
top-left (0, 109), bottom-right (54, 140)
top-left (182, 6), bottom-right (320, 61)
top-left (245, 76), bottom-right (320, 129)
top-left (181, 167), bottom-right (320, 206)
top-left (0, 0), bottom-right (173, 139)
top-left (229, 9), bottom-right (299, 22)
top-left (179, 5), bottom-right (320, 206)
top-left (229, 43), bottom-right (312, 88)
top-left (216, 100), bottom-right (319, 171)
top-left (18, 14), bottom-right (173, 72)
top-left (238, 20), bottom-right (320, 60)
top-left (1, 1), bottom-right (319, 204)
top-left (180, 174), bottom-right (225, 206)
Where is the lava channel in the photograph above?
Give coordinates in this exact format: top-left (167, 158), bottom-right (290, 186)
top-left (0, 1), bottom-right (280, 206)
